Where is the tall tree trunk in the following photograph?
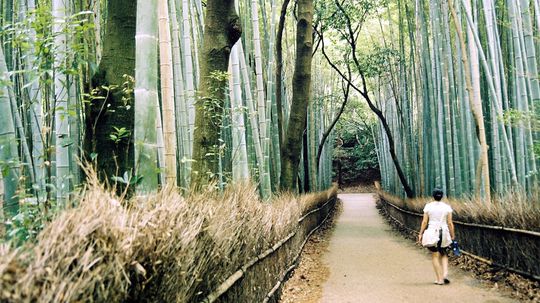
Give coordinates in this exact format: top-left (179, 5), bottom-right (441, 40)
top-left (86, 0), bottom-right (137, 183)
top-left (276, 0), bottom-right (291, 147)
top-left (280, 0), bottom-right (313, 191)
top-left (303, 127), bottom-right (310, 192)
top-left (191, 0), bottom-right (241, 187)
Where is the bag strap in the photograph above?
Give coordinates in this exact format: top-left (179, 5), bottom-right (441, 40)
top-left (439, 210), bottom-right (446, 224)
top-left (434, 206), bottom-right (447, 230)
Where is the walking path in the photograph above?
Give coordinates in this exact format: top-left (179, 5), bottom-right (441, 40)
top-left (320, 193), bottom-right (517, 303)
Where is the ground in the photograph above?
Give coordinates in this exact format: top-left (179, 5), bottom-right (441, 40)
top-left (279, 199), bottom-right (343, 303)
top-left (280, 191), bottom-right (538, 303)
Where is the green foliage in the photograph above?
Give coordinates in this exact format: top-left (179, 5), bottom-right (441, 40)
top-left (84, 74), bottom-right (134, 162)
top-left (333, 99), bottom-right (379, 184)
top-left (109, 127), bottom-right (131, 144)
top-left (335, 121), bottom-right (379, 170)
top-left (111, 170), bottom-right (143, 186)
top-left (2, 6), bottom-right (94, 75)
top-left (360, 47), bottom-right (402, 77)
top-left (315, 0), bottom-right (389, 31)
top-left (200, 70), bottom-right (229, 128)
top-left (121, 74), bottom-right (135, 108)
top-left (502, 109), bottom-right (539, 131)
top-left (3, 198), bottom-right (55, 246)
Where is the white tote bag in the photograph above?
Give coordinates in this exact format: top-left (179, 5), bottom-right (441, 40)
top-left (421, 228), bottom-right (440, 247)
top-left (421, 212), bottom-right (446, 247)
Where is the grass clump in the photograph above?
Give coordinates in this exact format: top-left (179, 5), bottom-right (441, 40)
top-left (0, 174), bottom-right (337, 303)
top-left (378, 188), bottom-right (540, 232)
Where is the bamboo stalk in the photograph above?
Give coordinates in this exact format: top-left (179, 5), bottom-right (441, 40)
top-left (52, 0), bottom-right (71, 205)
top-left (158, 0), bottom-right (178, 185)
top-left (134, 0), bottom-right (159, 192)
top-left (0, 44), bottom-right (20, 219)
top-left (229, 43), bottom-right (249, 181)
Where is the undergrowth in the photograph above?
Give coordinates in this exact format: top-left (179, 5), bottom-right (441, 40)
top-left (379, 188), bottom-right (540, 231)
top-left (0, 172), bottom-right (337, 303)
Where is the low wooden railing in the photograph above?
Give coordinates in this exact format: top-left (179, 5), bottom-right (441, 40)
top-left (377, 194), bottom-right (540, 281)
top-left (201, 192), bottom-right (337, 303)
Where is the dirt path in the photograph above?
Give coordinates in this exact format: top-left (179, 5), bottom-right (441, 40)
top-left (320, 193), bottom-right (518, 303)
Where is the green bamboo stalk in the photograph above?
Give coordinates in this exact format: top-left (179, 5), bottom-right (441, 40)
top-left (517, 0), bottom-right (538, 186)
top-left (237, 42), bottom-right (270, 198)
top-left (267, 0), bottom-right (281, 187)
top-left (182, 0), bottom-right (195, 159)
top-left (134, 0), bottom-right (159, 192)
top-left (482, 0), bottom-right (503, 192)
top-left (230, 43), bottom-right (249, 181)
top-left (461, 0), bottom-right (518, 188)
top-left (19, 0), bottom-right (46, 202)
top-left (189, 0), bottom-right (201, 88)
top-left (0, 44), bottom-right (20, 220)
top-left (169, 0), bottom-right (190, 188)
top-left (251, 0), bottom-right (271, 193)
top-left (441, 0), bottom-right (458, 195)
top-left (52, 0), bottom-right (71, 205)
top-left (158, 0), bottom-right (178, 185)
top-left (450, 0), bottom-right (491, 203)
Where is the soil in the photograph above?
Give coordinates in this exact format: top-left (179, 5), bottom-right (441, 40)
top-left (279, 199), bottom-right (343, 303)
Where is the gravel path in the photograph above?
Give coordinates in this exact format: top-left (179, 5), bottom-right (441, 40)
top-left (320, 193), bottom-right (518, 303)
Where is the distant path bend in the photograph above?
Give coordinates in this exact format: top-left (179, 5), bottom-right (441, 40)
top-left (320, 193), bottom-right (517, 303)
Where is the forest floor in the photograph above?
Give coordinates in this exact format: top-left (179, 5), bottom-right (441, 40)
top-left (279, 196), bottom-right (343, 303)
top-left (280, 192), bottom-right (526, 303)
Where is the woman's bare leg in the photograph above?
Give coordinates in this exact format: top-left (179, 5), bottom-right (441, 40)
top-left (431, 252), bottom-right (443, 283)
top-left (442, 253), bottom-right (449, 280)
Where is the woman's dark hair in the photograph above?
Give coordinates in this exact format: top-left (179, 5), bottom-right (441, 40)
top-left (432, 188), bottom-right (444, 201)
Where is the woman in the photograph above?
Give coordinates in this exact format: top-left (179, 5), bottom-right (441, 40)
top-left (418, 188), bottom-right (455, 285)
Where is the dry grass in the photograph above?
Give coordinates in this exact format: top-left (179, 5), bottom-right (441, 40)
top-left (378, 189), bottom-right (540, 232)
top-left (0, 174), bottom-right (337, 303)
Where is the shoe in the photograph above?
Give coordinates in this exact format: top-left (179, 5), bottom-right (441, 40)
top-left (444, 278), bottom-right (450, 284)
top-left (434, 281), bottom-right (444, 285)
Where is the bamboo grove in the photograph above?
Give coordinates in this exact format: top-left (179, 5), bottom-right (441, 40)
top-left (0, 0), bottom-right (343, 225)
top-left (369, 0), bottom-right (540, 200)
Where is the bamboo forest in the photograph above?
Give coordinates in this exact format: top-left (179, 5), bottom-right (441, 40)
top-left (0, 0), bottom-right (539, 302)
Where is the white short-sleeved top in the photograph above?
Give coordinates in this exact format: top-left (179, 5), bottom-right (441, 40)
top-left (423, 201), bottom-right (453, 228)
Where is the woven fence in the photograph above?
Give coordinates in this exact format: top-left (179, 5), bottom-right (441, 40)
top-left (205, 191), bottom-right (337, 303)
top-left (378, 194), bottom-right (540, 281)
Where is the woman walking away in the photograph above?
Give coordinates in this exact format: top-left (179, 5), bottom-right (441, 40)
top-left (418, 188), bottom-right (455, 285)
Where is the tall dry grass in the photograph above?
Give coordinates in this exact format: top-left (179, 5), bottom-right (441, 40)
top-left (0, 174), bottom-right (337, 303)
top-left (379, 189), bottom-right (540, 231)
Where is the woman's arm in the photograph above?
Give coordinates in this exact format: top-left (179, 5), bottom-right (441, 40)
top-left (447, 212), bottom-right (455, 240)
top-left (418, 213), bottom-right (429, 242)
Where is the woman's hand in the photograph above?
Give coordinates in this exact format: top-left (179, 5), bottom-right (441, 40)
top-left (417, 234), bottom-right (423, 243)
